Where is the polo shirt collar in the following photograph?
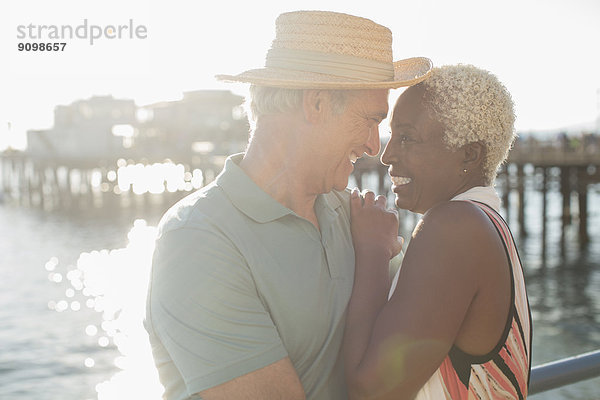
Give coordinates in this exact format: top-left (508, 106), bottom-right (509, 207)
top-left (316, 188), bottom-right (342, 217)
top-left (216, 154), bottom-right (293, 223)
top-left (216, 153), bottom-right (342, 224)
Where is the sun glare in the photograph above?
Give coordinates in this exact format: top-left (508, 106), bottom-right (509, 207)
top-left (47, 219), bottom-right (164, 399)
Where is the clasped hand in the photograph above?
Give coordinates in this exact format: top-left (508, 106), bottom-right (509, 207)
top-left (350, 188), bottom-right (404, 260)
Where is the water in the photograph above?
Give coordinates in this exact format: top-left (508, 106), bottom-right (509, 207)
top-left (1, 183), bottom-right (599, 399)
top-left (0, 204), bottom-right (165, 399)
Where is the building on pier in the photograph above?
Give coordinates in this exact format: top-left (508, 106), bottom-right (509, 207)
top-left (26, 95), bottom-right (137, 160)
top-left (24, 90), bottom-right (250, 162)
top-left (135, 90), bottom-right (249, 158)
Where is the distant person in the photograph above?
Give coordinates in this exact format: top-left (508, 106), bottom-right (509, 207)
top-left (344, 64), bottom-right (532, 399)
top-left (559, 131), bottom-right (569, 151)
top-left (144, 10), bottom-right (432, 400)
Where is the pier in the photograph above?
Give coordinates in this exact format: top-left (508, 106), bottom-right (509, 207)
top-left (0, 150), bottom-right (228, 212)
top-left (5, 90), bottom-right (597, 238)
top-left (501, 140), bottom-right (600, 245)
top-left (2, 130), bottom-right (600, 248)
top-left (0, 90), bottom-right (248, 212)
top-left (2, 137), bottom-right (599, 220)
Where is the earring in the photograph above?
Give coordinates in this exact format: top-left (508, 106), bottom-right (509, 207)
top-left (463, 168), bottom-right (468, 173)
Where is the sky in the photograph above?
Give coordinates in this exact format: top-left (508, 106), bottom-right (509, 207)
top-left (1, 0), bottom-right (599, 150)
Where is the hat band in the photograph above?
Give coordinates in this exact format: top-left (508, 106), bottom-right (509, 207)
top-left (265, 48), bottom-right (395, 82)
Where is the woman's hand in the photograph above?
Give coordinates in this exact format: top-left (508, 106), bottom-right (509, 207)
top-left (350, 188), bottom-right (403, 261)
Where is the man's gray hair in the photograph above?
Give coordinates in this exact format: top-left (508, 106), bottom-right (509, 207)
top-left (245, 85), bottom-right (353, 124)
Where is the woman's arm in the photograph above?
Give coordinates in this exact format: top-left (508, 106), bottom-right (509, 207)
top-left (344, 193), bottom-right (500, 399)
top-left (344, 189), bottom-right (402, 399)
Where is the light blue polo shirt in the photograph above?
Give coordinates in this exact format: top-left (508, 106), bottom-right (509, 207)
top-left (145, 153), bottom-right (355, 399)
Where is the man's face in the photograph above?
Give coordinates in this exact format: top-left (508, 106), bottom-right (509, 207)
top-left (314, 89), bottom-right (389, 193)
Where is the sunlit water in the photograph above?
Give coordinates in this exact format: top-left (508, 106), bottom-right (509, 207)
top-left (50, 219), bottom-right (163, 400)
top-left (1, 178), bottom-right (599, 399)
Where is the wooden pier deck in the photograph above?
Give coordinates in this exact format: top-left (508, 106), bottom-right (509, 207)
top-left (0, 149), bottom-right (227, 211)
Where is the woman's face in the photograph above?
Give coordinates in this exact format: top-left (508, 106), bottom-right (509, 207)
top-left (382, 85), bottom-right (465, 214)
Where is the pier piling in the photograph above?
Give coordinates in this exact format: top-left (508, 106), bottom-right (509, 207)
top-left (517, 164), bottom-right (527, 236)
top-left (577, 166), bottom-right (589, 245)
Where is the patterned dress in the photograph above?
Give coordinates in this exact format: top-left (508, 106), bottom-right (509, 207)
top-left (415, 200), bottom-right (532, 400)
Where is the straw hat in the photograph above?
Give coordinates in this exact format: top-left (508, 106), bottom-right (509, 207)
top-left (216, 10), bottom-right (432, 89)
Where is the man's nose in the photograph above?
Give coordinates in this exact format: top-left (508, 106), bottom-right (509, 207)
top-left (365, 127), bottom-right (381, 156)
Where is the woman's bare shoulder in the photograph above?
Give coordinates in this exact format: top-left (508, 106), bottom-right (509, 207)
top-left (408, 200), bottom-right (505, 276)
top-left (415, 200), bottom-right (491, 235)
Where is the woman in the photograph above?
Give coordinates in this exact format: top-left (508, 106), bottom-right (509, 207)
top-left (344, 64), bottom-right (532, 399)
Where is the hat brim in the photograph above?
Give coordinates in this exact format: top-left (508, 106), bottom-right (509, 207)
top-left (216, 57), bottom-right (433, 89)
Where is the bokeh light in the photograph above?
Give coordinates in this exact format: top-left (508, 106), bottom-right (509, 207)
top-left (48, 219), bottom-right (164, 399)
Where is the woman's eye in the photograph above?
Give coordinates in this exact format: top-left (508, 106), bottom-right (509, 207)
top-left (391, 127), bottom-right (415, 144)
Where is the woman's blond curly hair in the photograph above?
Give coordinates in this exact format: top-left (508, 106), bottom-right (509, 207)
top-left (420, 64), bottom-right (516, 184)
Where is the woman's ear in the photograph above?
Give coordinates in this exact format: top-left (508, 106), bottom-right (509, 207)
top-left (463, 141), bottom-right (485, 169)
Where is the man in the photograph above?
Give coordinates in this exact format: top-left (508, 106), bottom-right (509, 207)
top-left (145, 10), bottom-right (431, 400)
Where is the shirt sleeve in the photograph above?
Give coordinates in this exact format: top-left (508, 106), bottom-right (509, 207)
top-left (147, 226), bottom-right (288, 395)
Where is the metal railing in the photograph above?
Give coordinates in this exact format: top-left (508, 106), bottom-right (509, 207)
top-left (530, 349), bottom-right (600, 394)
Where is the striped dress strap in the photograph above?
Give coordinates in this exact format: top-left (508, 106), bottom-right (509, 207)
top-left (467, 200), bottom-right (533, 392)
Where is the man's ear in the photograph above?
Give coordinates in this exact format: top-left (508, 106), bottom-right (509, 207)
top-left (462, 141), bottom-right (485, 169)
top-left (303, 90), bottom-right (330, 123)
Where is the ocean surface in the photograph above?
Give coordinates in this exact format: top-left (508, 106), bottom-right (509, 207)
top-left (1, 179), bottom-right (599, 399)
